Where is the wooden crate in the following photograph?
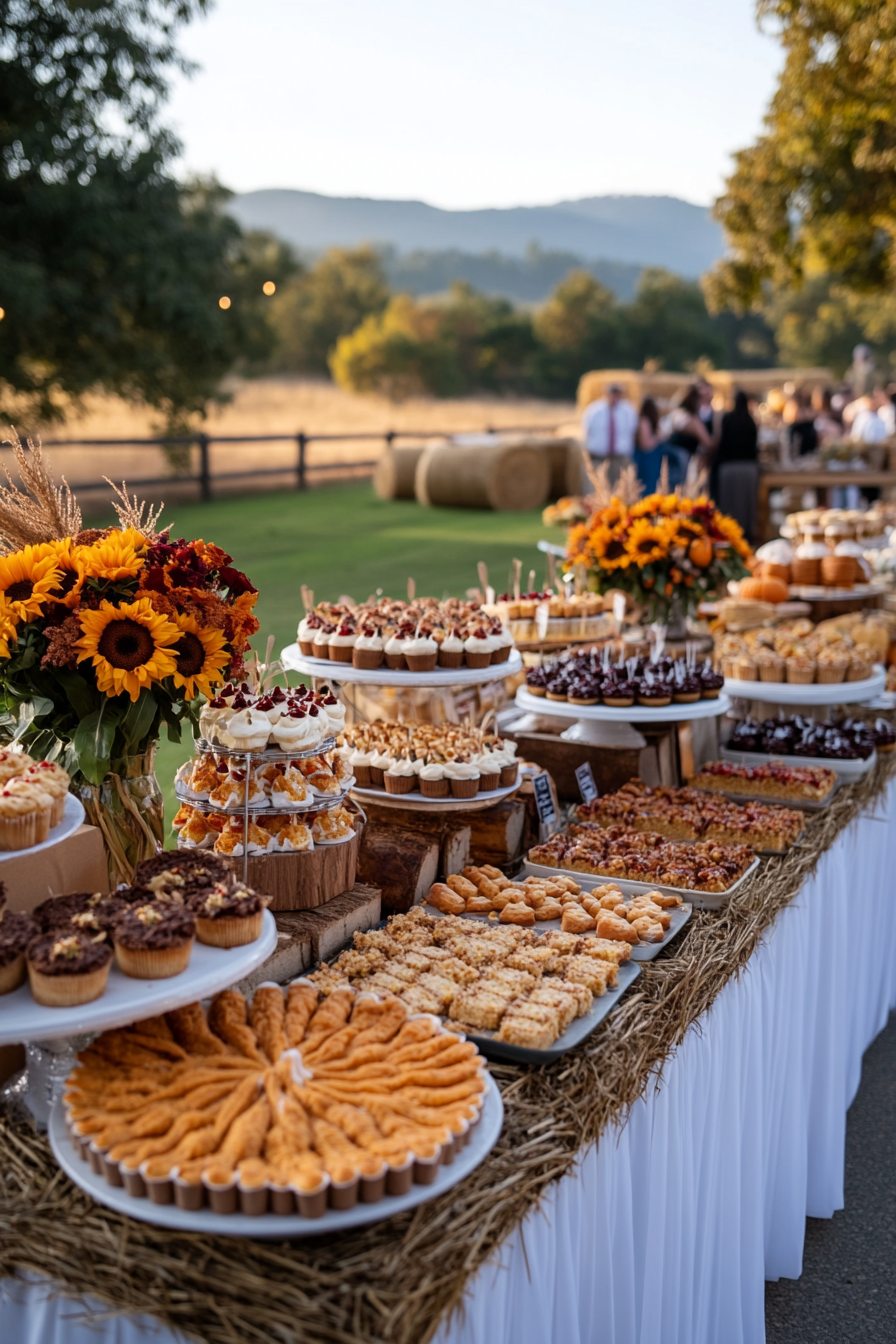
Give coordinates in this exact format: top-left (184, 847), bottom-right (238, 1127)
top-left (222, 830), bottom-right (360, 911)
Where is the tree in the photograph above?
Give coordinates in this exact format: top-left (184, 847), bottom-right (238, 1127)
top-left (269, 247), bottom-right (390, 375)
top-left (706, 1), bottom-right (896, 313)
top-left (532, 271), bottom-right (622, 395)
top-left (0, 1), bottom-right (273, 427)
top-left (765, 274), bottom-right (896, 373)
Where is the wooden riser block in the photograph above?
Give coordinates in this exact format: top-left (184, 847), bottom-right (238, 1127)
top-left (235, 883), bottom-right (382, 991)
top-left (358, 824), bottom-right (440, 914)
top-left (222, 831), bottom-right (360, 910)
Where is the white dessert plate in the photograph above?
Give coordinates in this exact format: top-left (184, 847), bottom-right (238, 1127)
top-left (0, 911), bottom-right (277, 1046)
top-left (49, 1072), bottom-right (503, 1237)
top-left (720, 744), bottom-right (877, 780)
top-left (514, 687), bottom-right (732, 722)
top-left (350, 771), bottom-right (520, 812)
top-left (427, 903), bottom-right (691, 964)
top-left (281, 644), bottom-right (522, 688)
top-left (723, 666), bottom-right (885, 705)
top-left (0, 793), bottom-right (85, 864)
top-left (522, 857), bottom-right (761, 912)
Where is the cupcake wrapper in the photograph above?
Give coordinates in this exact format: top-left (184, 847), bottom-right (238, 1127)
top-left (786, 669), bottom-right (815, 684)
top-left (405, 654), bottom-right (438, 672)
top-left (492, 646), bottom-right (512, 663)
top-left (385, 653), bottom-right (406, 670)
top-left (27, 959), bottom-right (111, 1007)
top-left (328, 645), bottom-right (354, 663)
top-left (816, 667), bottom-right (845, 684)
top-left (384, 773), bottom-right (415, 794)
top-left (464, 652), bottom-right (491, 669)
top-left (478, 771), bottom-right (500, 792)
top-left (352, 649), bottom-right (384, 670)
top-left (438, 651), bottom-right (464, 668)
top-left (759, 667), bottom-right (785, 683)
top-left (115, 939), bottom-right (193, 979)
top-left (49, 795), bottom-right (66, 828)
top-left (195, 912), bottom-right (263, 948)
top-left (311, 643), bottom-right (330, 660)
top-left (353, 765), bottom-right (373, 787)
top-left (298, 640), bottom-right (314, 656)
top-left (419, 778), bottom-right (449, 798)
top-left (0, 806), bottom-right (51, 852)
top-left (0, 953), bottom-right (25, 995)
top-left (369, 767), bottom-right (385, 787)
top-left (450, 778), bottom-right (479, 799)
top-left (499, 765), bottom-right (519, 788)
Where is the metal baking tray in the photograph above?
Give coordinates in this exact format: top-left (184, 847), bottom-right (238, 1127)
top-left (720, 744), bottom-right (876, 780)
top-left (523, 857), bottom-right (761, 912)
top-left (571, 811), bottom-right (804, 857)
top-left (462, 960), bottom-right (642, 1064)
top-left (427, 903), bottom-right (692, 962)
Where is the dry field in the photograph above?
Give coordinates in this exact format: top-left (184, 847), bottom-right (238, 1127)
top-left (22, 376), bottom-right (577, 503)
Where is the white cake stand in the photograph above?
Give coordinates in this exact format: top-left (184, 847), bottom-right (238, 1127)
top-left (281, 643), bottom-right (523, 688)
top-left (723, 665), bottom-right (885, 706)
top-left (514, 686), bottom-right (732, 747)
top-left (4, 912), bottom-right (278, 1125)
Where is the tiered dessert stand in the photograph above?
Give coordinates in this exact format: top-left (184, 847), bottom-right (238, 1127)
top-left (281, 645), bottom-right (525, 810)
top-left (0, 789), bottom-right (277, 1125)
top-left (723, 664), bottom-right (886, 708)
top-left (513, 686), bottom-right (733, 749)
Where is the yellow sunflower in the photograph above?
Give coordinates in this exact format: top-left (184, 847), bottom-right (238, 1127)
top-left (629, 493), bottom-right (661, 520)
top-left (80, 528), bottom-right (147, 581)
top-left (625, 518), bottom-right (673, 566)
top-left (45, 538), bottom-right (86, 608)
top-left (0, 545), bottom-right (62, 621)
top-left (169, 612), bottom-right (230, 700)
top-left (0, 595), bottom-right (19, 658)
top-left (75, 597), bottom-right (181, 701)
top-left (590, 524), bottom-right (632, 571)
top-left (597, 497), bottom-right (629, 531)
top-left (713, 512), bottom-right (753, 560)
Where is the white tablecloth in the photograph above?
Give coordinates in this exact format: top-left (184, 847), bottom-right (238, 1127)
top-left (5, 781), bottom-right (896, 1344)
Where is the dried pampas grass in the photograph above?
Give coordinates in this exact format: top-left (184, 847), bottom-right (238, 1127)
top-left (581, 453), bottom-right (643, 509)
top-left (104, 478), bottom-right (165, 541)
top-left (0, 429), bottom-right (81, 553)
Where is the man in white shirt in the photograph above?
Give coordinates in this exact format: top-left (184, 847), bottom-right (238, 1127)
top-left (582, 383), bottom-right (638, 482)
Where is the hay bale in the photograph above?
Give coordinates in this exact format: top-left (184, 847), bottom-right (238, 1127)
top-left (373, 442), bottom-right (431, 500)
top-left (499, 435), bottom-right (581, 500)
top-left (415, 440), bottom-right (551, 511)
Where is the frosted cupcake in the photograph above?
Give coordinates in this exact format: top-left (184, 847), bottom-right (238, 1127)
top-left (492, 625), bottom-right (515, 664)
top-left (328, 624), bottom-right (357, 664)
top-left (349, 746), bottom-right (375, 788)
top-left (0, 780), bottom-right (53, 851)
top-left (113, 902), bottom-right (196, 979)
top-left (189, 879), bottom-right (267, 948)
top-left (22, 762), bottom-right (70, 826)
top-left (221, 708), bottom-right (272, 752)
top-left (443, 759), bottom-right (480, 799)
top-left (402, 632), bottom-right (438, 673)
top-left (353, 627), bottom-right (385, 670)
top-left (272, 708), bottom-right (324, 752)
top-left (463, 630), bottom-right (495, 669)
top-left (786, 655), bottom-right (816, 684)
top-left (384, 758), bottom-right (419, 794)
top-left (27, 930), bottom-right (113, 1006)
top-left (438, 629), bottom-right (465, 669)
top-left (318, 691), bottom-right (346, 735)
top-left (369, 750), bottom-right (396, 788)
top-left (384, 632), bottom-right (407, 671)
top-left (311, 623), bottom-right (334, 660)
top-left (0, 905), bottom-right (37, 995)
top-left (418, 761), bottom-right (448, 798)
top-left (471, 750), bottom-right (500, 792)
top-left (0, 750), bottom-right (34, 784)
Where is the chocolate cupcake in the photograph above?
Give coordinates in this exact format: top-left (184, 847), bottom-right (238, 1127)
top-left (33, 890), bottom-right (131, 935)
top-left (672, 672), bottom-right (702, 704)
top-left (189, 878), bottom-right (267, 949)
top-left (601, 676), bottom-right (635, 708)
top-left (524, 667), bottom-right (549, 698)
top-left (699, 664), bottom-right (724, 699)
top-left (27, 930), bottom-right (113, 1007)
top-left (637, 677), bottom-right (672, 707)
top-left (0, 905), bottom-right (37, 994)
top-left (113, 903), bottom-right (196, 979)
top-left (134, 851), bottom-right (230, 902)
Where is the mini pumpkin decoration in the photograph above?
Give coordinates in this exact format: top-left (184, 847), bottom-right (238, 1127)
top-left (688, 537), bottom-right (713, 568)
top-left (739, 576), bottom-right (789, 604)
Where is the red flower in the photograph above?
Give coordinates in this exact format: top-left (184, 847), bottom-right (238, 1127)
top-left (220, 566), bottom-right (257, 596)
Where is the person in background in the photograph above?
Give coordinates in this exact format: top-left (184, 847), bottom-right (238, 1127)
top-left (581, 382), bottom-right (638, 485)
top-left (846, 343), bottom-right (878, 396)
top-left (788, 390), bottom-right (818, 457)
top-left (812, 386), bottom-right (842, 446)
top-left (849, 388), bottom-right (891, 443)
top-left (710, 390), bottom-right (757, 500)
top-left (666, 385), bottom-right (714, 486)
top-left (696, 378), bottom-right (718, 441)
top-left (633, 397), bottom-right (666, 494)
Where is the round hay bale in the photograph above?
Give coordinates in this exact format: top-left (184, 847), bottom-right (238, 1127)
top-left (499, 435), bottom-right (582, 500)
top-left (373, 443), bottom-right (429, 500)
top-left (415, 441), bottom-right (551, 511)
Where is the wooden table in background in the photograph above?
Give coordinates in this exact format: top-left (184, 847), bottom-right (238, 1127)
top-left (757, 469), bottom-right (896, 542)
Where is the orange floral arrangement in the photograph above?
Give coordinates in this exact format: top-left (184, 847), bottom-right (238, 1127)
top-left (566, 491), bottom-right (752, 621)
top-left (0, 434), bottom-right (258, 788)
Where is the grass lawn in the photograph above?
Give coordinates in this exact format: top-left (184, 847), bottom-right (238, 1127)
top-left (138, 481), bottom-right (554, 830)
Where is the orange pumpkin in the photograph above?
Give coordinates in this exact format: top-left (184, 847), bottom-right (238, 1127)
top-left (739, 576), bottom-right (789, 604)
top-left (688, 537), bottom-right (713, 568)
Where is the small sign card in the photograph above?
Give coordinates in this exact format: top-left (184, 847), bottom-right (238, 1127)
top-left (535, 601), bottom-right (550, 640)
top-left (533, 772), bottom-right (557, 827)
top-left (575, 761), bottom-right (598, 803)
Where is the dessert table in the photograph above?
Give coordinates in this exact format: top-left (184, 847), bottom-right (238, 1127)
top-left (3, 773), bottom-right (895, 1344)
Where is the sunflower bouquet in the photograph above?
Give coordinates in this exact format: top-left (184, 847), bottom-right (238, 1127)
top-left (0, 432), bottom-right (259, 881)
top-left (565, 492), bottom-right (752, 623)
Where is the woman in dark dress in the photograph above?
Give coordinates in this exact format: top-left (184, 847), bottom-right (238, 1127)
top-left (710, 390), bottom-right (758, 500)
top-left (666, 386), bottom-right (714, 488)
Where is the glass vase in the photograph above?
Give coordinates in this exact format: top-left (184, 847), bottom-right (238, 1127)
top-left (77, 746), bottom-right (164, 887)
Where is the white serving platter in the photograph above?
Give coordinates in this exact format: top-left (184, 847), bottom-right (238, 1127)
top-left (281, 644), bottom-right (523, 688)
top-left (49, 1072), bottom-right (503, 1237)
top-left (514, 687), bottom-right (732, 722)
top-left (523, 857), bottom-right (761, 912)
top-left (429, 902), bottom-right (692, 963)
top-left (350, 771), bottom-right (520, 812)
top-left (0, 910), bottom-right (277, 1046)
top-left (788, 583), bottom-right (887, 601)
top-left (723, 666), bottom-right (885, 706)
top-left (461, 962), bottom-right (642, 1064)
top-left (720, 744), bottom-right (876, 779)
top-left (0, 793), bottom-right (85, 864)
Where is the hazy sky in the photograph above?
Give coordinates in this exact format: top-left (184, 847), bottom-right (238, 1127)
top-left (167, 0), bottom-right (782, 210)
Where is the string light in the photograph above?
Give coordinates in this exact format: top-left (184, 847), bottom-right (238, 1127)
top-left (262, 281), bottom-right (276, 296)
top-left (218, 296), bottom-right (231, 310)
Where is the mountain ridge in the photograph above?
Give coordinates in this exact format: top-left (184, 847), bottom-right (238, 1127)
top-left (228, 188), bottom-right (725, 278)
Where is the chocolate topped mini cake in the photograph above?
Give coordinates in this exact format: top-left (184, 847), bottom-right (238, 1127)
top-left (26, 930), bottom-right (113, 1007)
top-left (189, 877), bottom-right (268, 948)
top-left (0, 905), bottom-right (38, 994)
top-left (33, 890), bottom-right (131, 935)
top-left (133, 850), bottom-right (229, 902)
top-left (113, 903), bottom-right (196, 979)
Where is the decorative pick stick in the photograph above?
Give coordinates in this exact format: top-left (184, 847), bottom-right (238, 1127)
top-left (477, 561), bottom-right (489, 602)
top-left (528, 569), bottom-right (536, 594)
top-left (512, 558), bottom-right (522, 601)
top-left (407, 577), bottom-right (416, 601)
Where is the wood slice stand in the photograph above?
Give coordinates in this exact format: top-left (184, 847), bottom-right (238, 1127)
top-left (221, 829), bottom-right (360, 911)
